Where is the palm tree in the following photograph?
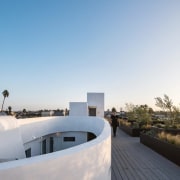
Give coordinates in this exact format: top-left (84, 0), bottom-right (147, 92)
top-left (1, 90), bottom-right (9, 112)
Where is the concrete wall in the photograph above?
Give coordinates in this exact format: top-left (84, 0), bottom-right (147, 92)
top-left (69, 102), bottom-right (88, 116)
top-left (0, 116), bottom-right (111, 180)
top-left (87, 93), bottom-right (104, 118)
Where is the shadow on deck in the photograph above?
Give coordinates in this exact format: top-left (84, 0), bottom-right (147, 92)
top-left (111, 128), bottom-right (180, 180)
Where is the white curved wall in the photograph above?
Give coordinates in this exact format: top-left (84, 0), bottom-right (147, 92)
top-left (0, 116), bottom-right (111, 180)
top-left (0, 116), bottom-right (25, 161)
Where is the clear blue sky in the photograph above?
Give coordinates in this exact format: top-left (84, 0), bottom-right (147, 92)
top-left (0, 0), bottom-right (180, 111)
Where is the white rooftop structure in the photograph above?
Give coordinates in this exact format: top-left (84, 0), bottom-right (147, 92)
top-left (87, 92), bottom-right (104, 117)
top-left (69, 92), bottom-right (104, 118)
top-left (0, 93), bottom-right (111, 180)
top-left (69, 102), bottom-right (88, 116)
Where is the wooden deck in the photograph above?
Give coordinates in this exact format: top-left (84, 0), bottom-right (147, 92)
top-left (111, 128), bottom-right (180, 180)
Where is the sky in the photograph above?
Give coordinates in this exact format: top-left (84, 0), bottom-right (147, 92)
top-left (0, 0), bottom-right (180, 112)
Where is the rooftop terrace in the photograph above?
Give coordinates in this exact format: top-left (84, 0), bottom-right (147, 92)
top-left (111, 128), bottom-right (180, 180)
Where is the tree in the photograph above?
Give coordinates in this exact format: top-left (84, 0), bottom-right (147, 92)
top-left (135, 105), bottom-right (152, 127)
top-left (111, 107), bottom-right (117, 112)
top-left (155, 97), bottom-right (165, 111)
top-left (23, 109), bottom-right (27, 114)
top-left (148, 107), bottom-right (154, 115)
top-left (155, 94), bottom-right (178, 125)
top-left (1, 90), bottom-right (9, 112)
top-left (125, 103), bottom-right (136, 120)
top-left (125, 103), bottom-right (152, 127)
top-left (163, 94), bottom-right (173, 115)
top-left (155, 94), bottom-right (173, 113)
top-left (8, 106), bottom-right (12, 115)
top-left (172, 106), bottom-right (180, 124)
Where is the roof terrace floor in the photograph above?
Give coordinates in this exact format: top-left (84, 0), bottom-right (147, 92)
top-left (111, 128), bottom-right (180, 180)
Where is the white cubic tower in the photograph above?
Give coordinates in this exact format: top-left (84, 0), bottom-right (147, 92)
top-left (87, 93), bottom-right (104, 118)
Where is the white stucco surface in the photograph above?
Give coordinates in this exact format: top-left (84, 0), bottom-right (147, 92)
top-left (0, 116), bottom-right (18, 131)
top-left (0, 116), bottom-right (111, 180)
top-left (69, 102), bottom-right (88, 116)
top-left (87, 93), bottom-right (104, 117)
top-left (0, 116), bottom-right (26, 161)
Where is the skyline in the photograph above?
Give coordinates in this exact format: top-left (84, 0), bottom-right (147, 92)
top-left (1, 1), bottom-right (180, 111)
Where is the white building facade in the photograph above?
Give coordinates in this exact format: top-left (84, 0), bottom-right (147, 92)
top-left (69, 92), bottom-right (104, 118)
top-left (0, 93), bottom-right (111, 180)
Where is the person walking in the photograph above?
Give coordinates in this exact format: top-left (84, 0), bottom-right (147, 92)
top-left (111, 108), bottom-right (118, 137)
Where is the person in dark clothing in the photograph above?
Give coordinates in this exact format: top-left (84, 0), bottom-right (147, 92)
top-left (111, 109), bottom-right (118, 137)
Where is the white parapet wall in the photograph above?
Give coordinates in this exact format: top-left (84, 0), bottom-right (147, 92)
top-left (0, 116), bottom-right (111, 180)
top-left (0, 116), bottom-right (26, 161)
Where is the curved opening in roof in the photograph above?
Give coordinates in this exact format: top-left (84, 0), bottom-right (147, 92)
top-left (24, 130), bottom-right (97, 158)
top-left (0, 116), bottom-right (107, 162)
top-left (0, 116), bottom-right (111, 180)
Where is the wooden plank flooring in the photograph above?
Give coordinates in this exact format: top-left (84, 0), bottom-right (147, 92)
top-left (111, 128), bottom-right (180, 180)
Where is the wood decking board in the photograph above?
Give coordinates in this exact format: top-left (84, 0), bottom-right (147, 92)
top-left (112, 156), bottom-right (126, 180)
top-left (111, 128), bottom-right (180, 180)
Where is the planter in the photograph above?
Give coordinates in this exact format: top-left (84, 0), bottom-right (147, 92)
top-left (151, 127), bottom-right (180, 135)
top-left (120, 125), bottom-right (148, 137)
top-left (140, 133), bottom-right (180, 166)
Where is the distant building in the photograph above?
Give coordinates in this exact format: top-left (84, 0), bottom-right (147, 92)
top-left (53, 110), bottom-right (64, 116)
top-left (0, 112), bottom-right (6, 116)
top-left (41, 110), bottom-right (54, 117)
